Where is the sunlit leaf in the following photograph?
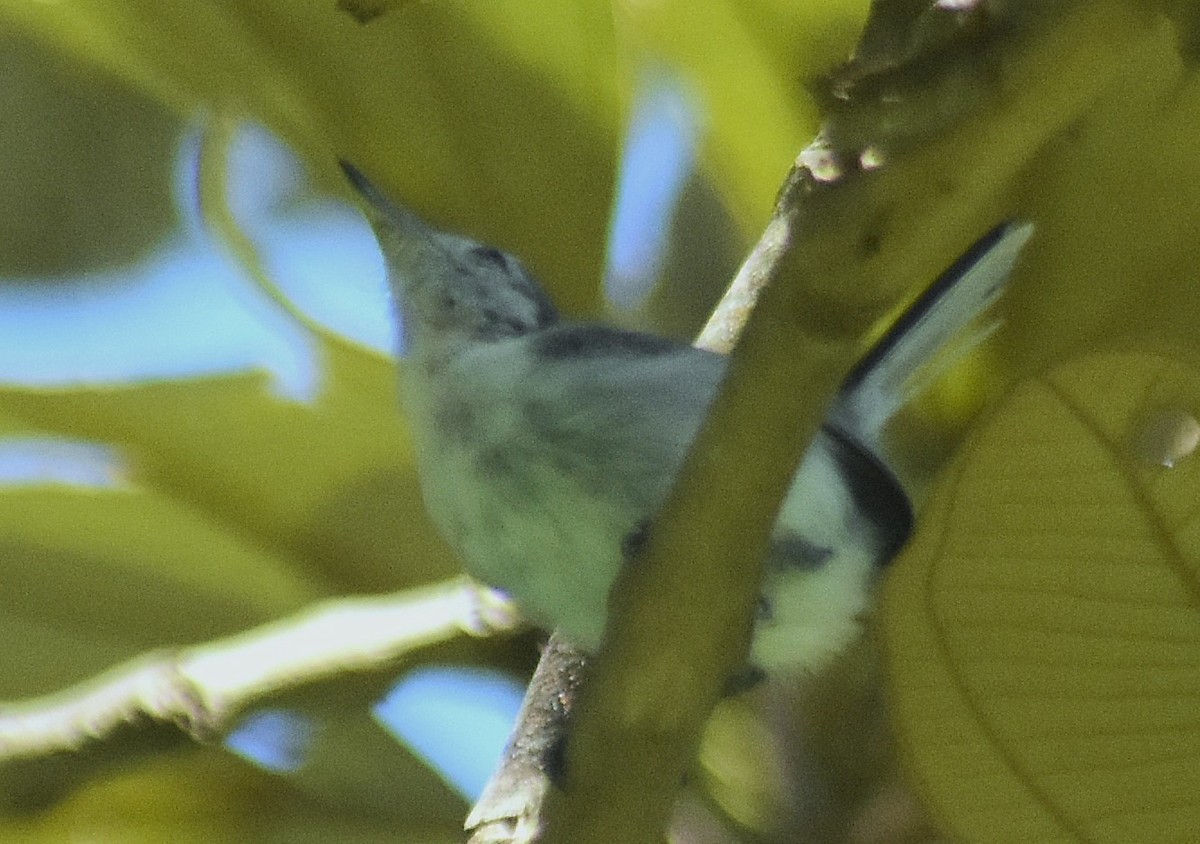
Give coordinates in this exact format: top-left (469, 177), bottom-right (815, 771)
top-left (884, 350), bottom-right (1200, 842)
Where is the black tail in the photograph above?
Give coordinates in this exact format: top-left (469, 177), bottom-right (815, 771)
top-left (829, 222), bottom-right (1034, 447)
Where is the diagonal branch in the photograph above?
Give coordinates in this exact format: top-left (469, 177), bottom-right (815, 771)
top-left (463, 147), bottom-right (813, 844)
top-left (536, 3), bottom-right (1160, 843)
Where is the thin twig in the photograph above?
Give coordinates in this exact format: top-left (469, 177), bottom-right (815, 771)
top-left (696, 212), bottom-right (797, 355)
top-left (0, 578), bottom-right (520, 803)
top-left (465, 633), bottom-right (588, 844)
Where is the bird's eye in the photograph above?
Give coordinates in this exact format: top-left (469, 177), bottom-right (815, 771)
top-left (470, 246), bottom-right (509, 269)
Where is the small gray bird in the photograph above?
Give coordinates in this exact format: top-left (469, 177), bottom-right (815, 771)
top-left (341, 161), bottom-right (1032, 675)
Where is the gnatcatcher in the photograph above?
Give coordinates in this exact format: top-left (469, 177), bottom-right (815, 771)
top-left (341, 161), bottom-right (1032, 675)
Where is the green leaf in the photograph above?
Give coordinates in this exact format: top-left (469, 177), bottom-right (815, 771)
top-left (884, 350), bottom-right (1200, 842)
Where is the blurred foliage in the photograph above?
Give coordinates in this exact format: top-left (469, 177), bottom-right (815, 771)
top-left (0, 0), bottom-right (1198, 841)
top-left (0, 33), bottom-right (177, 276)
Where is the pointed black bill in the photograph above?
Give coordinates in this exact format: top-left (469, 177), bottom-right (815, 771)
top-left (338, 159), bottom-right (389, 208)
top-left (337, 159), bottom-right (431, 239)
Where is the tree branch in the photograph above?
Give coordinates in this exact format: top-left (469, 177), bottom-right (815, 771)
top-left (535, 2), bottom-right (1158, 843)
top-left (465, 633), bottom-right (588, 844)
top-left (0, 578), bottom-right (520, 808)
top-left (463, 148), bottom-right (817, 844)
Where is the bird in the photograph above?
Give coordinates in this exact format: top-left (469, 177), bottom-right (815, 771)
top-left (340, 160), bottom-right (1033, 676)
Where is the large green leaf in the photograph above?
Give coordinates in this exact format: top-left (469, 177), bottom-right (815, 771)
top-left (884, 351), bottom-right (1200, 842)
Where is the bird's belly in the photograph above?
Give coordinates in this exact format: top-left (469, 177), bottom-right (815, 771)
top-left (418, 441), bottom-right (638, 651)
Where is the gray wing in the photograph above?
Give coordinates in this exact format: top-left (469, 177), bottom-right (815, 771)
top-left (519, 324), bottom-right (728, 516)
top-left (430, 323), bottom-right (726, 648)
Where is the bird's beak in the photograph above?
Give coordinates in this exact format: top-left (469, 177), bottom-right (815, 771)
top-left (338, 159), bottom-right (431, 242)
